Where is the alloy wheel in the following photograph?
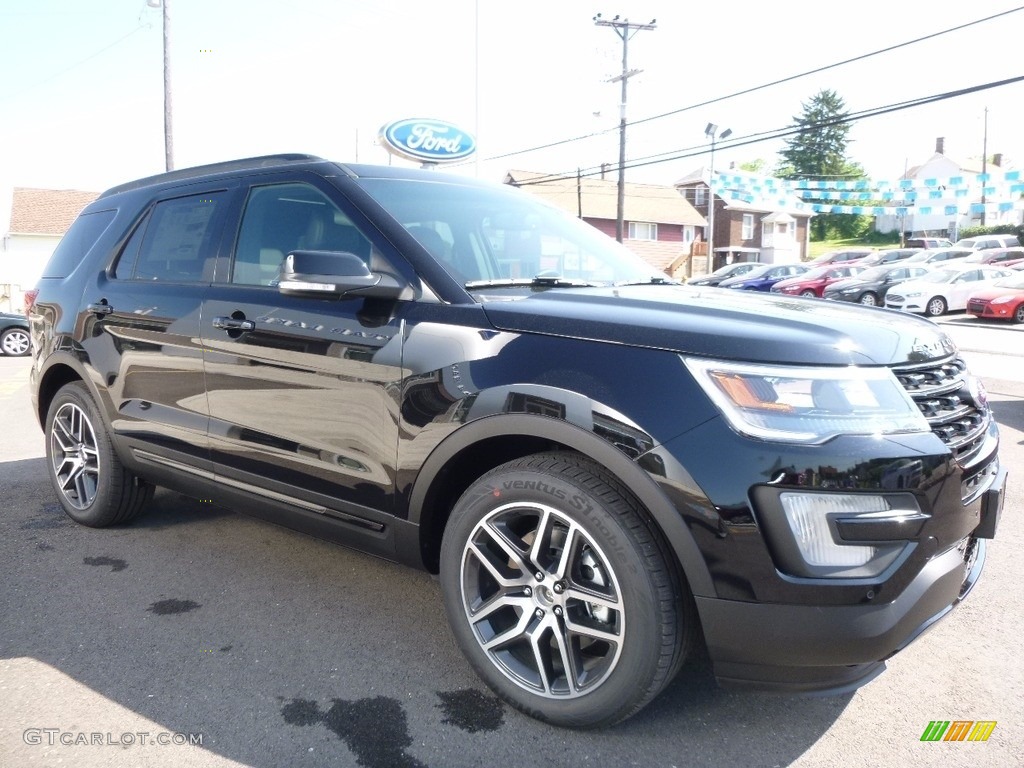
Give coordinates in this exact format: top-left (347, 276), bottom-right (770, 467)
top-left (49, 402), bottom-right (101, 510)
top-left (459, 501), bottom-right (624, 699)
top-left (1, 329), bottom-right (30, 356)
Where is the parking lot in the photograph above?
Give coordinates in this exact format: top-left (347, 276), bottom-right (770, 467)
top-left (1, 316), bottom-right (1022, 768)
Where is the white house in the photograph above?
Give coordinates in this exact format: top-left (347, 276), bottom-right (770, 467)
top-left (874, 137), bottom-right (1021, 239)
top-left (1, 187), bottom-right (98, 312)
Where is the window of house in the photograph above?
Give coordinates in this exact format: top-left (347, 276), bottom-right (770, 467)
top-left (742, 214), bottom-right (754, 240)
top-left (683, 225), bottom-right (695, 245)
top-left (627, 222), bottom-right (658, 241)
top-left (695, 187), bottom-right (706, 206)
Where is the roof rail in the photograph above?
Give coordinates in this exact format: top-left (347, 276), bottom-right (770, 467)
top-left (98, 153), bottom-right (325, 198)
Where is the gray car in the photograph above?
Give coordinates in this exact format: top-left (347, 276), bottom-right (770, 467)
top-left (0, 312), bottom-right (31, 356)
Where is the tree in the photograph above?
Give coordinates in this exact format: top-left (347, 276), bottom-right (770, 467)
top-left (775, 89), bottom-right (869, 241)
top-left (738, 159), bottom-right (767, 173)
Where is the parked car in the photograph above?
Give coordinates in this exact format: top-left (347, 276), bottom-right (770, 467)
top-left (884, 263), bottom-right (1014, 316)
top-left (805, 248), bottom-right (875, 267)
top-left (718, 263), bottom-right (809, 291)
top-left (902, 247), bottom-right (973, 268)
top-left (822, 264), bottom-right (932, 306)
top-left (687, 261), bottom-right (759, 287)
top-left (963, 247), bottom-right (1024, 265)
top-left (854, 248), bottom-right (922, 267)
top-left (770, 264), bottom-right (865, 297)
top-left (953, 234), bottom-right (1020, 250)
top-left (0, 312), bottom-right (31, 356)
top-left (905, 237), bottom-right (953, 249)
top-left (966, 272), bottom-right (1024, 323)
top-left (26, 154), bottom-right (1004, 728)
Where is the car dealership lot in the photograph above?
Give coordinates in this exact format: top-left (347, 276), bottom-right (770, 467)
top-left (2, 321), bottom-right (1022, 767)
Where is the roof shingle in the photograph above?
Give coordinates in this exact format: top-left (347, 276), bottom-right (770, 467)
top-left (9, 187), bottom-right (100, 235)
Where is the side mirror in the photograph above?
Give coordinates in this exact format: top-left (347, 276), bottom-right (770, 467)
top-left (278, 250), bottom-right (406, 300)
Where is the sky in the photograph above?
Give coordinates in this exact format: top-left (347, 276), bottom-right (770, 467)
top-left (1, 0), bottom-right (1023, 196)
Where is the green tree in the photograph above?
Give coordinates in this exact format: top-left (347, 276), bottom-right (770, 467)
top-left (775, 89), bottom-right (870, 241)
top-left (738, 159), bottom-right (767, 173)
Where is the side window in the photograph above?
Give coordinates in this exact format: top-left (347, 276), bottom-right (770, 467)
top-left (232, 183), bottom-right (373, 286)
top-left (120, 192), bottom-right (226, 281)
top-left (42, 210), bottom-right (117, 279)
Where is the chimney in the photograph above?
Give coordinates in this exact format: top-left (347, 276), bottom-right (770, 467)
top-left (935, 137), bottom-right (945, 155)
top-left (600, 163), bottom-right (607, 180)
top-left (993, 153), bottom-right (1003, 168)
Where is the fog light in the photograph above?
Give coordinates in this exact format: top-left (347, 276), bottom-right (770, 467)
top-left (780, 493), bottom-right (885, 567)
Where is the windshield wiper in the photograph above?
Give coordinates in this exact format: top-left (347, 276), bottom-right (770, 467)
top-left (464, 275), bottom-right (602, 290)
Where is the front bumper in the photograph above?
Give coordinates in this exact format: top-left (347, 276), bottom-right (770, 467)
top-left (699, 535), bottom-right (988, 693)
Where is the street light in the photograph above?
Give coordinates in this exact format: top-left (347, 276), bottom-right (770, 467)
top-left (704, 123), bottom-right (731, 269)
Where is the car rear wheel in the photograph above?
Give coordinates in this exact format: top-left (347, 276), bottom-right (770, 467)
top-left (859, 292), bottom-right (879, 306)
top-left (439, 452), bottom-right (693, 728)
top-left (45, 382), bottom-right (153, 527)
top-left (1, 327), bottom-right (30, 356)
top-left (925, 296), bottom-right (947, 317)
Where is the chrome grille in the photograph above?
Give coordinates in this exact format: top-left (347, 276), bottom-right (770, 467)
top-left (893, 355), bottom-right (989, 463)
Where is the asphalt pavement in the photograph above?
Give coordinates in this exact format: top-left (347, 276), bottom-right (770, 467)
top-left (1, 321), bottom-right (1022, 768)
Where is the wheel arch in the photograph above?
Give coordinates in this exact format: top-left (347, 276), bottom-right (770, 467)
top-left (34, 353), bottom-right (90, 428)
top-left (401, 413), bottom-right (715, 597)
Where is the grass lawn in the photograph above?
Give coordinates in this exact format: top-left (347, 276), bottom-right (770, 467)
top-left (807, 237), bottom-right (899, 260)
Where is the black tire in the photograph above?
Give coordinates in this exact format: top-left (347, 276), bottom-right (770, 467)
top-left (44, 381), bottom-right (154, 527)
top-left (439, 452), bottom-right (694, 728)
top-left (1014, 304), bottom-right (1024, 324)
top-left (800, 289), bottom-right (816, 297)
top-left (859, 292), bottom-right (879, 306)
top-left (1, 327), bottom-right (30, 356)
top-left (925, 296), bottom-right (947, 317)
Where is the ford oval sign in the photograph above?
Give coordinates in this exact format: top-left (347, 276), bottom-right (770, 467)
top-left (379, 118), bottom-right (476, 164)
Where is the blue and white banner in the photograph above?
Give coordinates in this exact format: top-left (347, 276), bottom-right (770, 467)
top-left (711, 170), bottom-right (1024, 217)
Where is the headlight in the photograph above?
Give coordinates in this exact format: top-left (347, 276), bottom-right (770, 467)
top-left (839, 287), bottom-right (860, 294)
top-left (905, 291), bottom-right (922, 297)
top-left (990, 295), bottom-right (1014, 305)
top-left (682, 357), bottom-right (930, 443)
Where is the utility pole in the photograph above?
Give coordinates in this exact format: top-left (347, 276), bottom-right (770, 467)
top-left (147, 0), bottom-right (173, 171)
top-left (593, 14), bottom-right (656, 243)
top-left (981, 106), bottom-right (988, 226)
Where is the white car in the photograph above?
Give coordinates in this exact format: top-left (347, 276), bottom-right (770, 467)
top-left (884, 264), bottom-right (1014, 317)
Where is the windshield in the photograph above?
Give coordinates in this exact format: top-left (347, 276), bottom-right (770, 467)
top-left (357, 177), bottom-right (665, 292)
top-left (857, 266), bottom-right (891, 280)
top-left (921, 269), bottom-right (957, 283)
top-left (995, 274), bottom-right (1024, 289)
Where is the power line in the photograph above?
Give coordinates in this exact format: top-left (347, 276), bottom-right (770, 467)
top-left (513, 75), bottom-right (1024, 187)
top-left (0, 24), bottom-right (148, 103)
top-left (474, 5), bottom-right (1024, 166)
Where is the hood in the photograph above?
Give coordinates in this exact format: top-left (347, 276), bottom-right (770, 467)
top-left (480, 285), bottom-right (957, 366)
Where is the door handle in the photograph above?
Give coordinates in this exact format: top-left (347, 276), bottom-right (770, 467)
top-left (86, 302), bottom-right (113, 315)
top-left (213, 316), bottom-right (255, 332)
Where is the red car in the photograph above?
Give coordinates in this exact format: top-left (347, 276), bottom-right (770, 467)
top-left (966, 272), bottom-right (1024, 323)
top-left (770, 264), bottom-right (866, 297)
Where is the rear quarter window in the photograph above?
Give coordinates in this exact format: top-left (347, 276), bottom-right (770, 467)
top-left (41, 209), bottom-right (117, 278)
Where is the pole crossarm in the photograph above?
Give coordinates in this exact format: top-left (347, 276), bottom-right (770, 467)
top-left (593, 14), bottom-right (656, 242)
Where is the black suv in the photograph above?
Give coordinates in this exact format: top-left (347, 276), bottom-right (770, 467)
top-left (27, 155), bottom-right (1005, 728)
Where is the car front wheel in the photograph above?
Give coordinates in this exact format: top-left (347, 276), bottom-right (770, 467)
top-left (1015, 304), bottom-right (1024, 323)
top-left (859, 292), bottom-right (879, 306)
top-left (45, 382), bottom-right (154, 527)
top-left (925, 296), bottom-right (947, 317)
top-left (1, 327), bottom-right (30, 356)
top-left (440, 452), bottom-right (693, 728)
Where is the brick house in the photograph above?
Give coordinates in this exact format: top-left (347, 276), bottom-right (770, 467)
top-left (504, 170), bottom-right (707, 278)
top-left (675, 167), bottom-right (813, 272)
